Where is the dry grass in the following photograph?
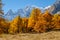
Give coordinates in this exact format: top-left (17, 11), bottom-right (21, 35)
top-left (0, 31), bottom-right (60, 40)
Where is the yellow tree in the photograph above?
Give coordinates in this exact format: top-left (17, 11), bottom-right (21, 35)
top-left (52, 14), bottom-right (60, 30)
top-left (22, 18), bottom-right (28, 32)
top-left (28, 8), bottom-right (41, 32)
top-left (28, 8), bottom-right (41, 28)
top-left (0, 17), bottom-right (9, 34)
top-left (42, 10), bottom-right (53, 31)
top-left (8, 16), bottom-right (23, 34)
top-left (34, 10), bottom-right (53, 33)
top-left (34, 15), bottom-right (47, 33)
top-left (22, 18), bottom-right (28, 27)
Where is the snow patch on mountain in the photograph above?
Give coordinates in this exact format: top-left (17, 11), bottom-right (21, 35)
top-left (44, 6), bottom-right (51, 10)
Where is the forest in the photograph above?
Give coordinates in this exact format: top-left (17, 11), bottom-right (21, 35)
top-left (0, 8), bottom-right (60, 34)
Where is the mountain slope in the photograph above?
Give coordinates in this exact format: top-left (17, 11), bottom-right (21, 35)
top-left (47, 0), bottom-right (60, 14)
top-left (3, 6), bottom-right (32, 20)
top-left (3, 9), bottom-right (16, 20)
top-left (3, 6), bottom-right (42, 20)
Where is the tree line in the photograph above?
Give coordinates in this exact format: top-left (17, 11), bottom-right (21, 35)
top-left (0, 8), bottom-right (60, 34)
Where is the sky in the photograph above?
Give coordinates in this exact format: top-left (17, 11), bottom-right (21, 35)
top-left (2, 0), bottom-right (56, 14)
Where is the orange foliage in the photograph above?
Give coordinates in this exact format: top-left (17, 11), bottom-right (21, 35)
top-left (34, 16), bottom-right (47, 33)
top-left (28, 8), bottom-right (41, 28)
top-left (22, 18), bottom-right (28, 27)
top-left (0, 17), bottom-right (9, 34)
top-left (0, 8), bottom-right (60, 34)
top-left (8, 16), bottom-right (23, 34)
top-left (42, 10), bottom-right (53, 31)
top-left (22, 18), bottom-right (28, 32)
top-left (52, 14), bottom-right (60, 30)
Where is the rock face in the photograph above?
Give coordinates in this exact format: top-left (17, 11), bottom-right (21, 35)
top-left (47, 0), bottom-right (60, 14)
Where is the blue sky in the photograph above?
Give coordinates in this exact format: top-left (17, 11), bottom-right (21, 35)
top-left (2, 0), bottom-right (56, 14)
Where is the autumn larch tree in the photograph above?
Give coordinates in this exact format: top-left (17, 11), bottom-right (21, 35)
top-left (42, 10), bottom-right (53, 31)
top-left (33, 9), bottom-right (48, 33)
top-left (8, 16), bottom-right (23, 34)
top-left (34, 15), bottom-right (47, 33)
top-left (0, 17), bottom-right (9, 34)
top-left (22, 18), bottom-right (28, 32)
top-left (52, 14), bottom-right (60, 30)
top-left (28, 8), bottom-right (42, 32)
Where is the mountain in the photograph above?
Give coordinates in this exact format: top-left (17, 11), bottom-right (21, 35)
top-left (24, 6), bottom-right (32, 17)
top-left (16, 6), bottom-right (32, 18)
top-left (3, 9), bottom-right (16, 20)
top-left (47, 0), bottom-right (60, 14)
top-left (16, 9), bottom-right (25, 17)
top-left (16, 6), bottom-right (45, 18)
top-left (4, 1), bottom-right (60, 21)
top-left (3, 6), bottom-right (49, 21)
top-left (56, 11), bottom-right (60, 14)
top-left (3, 6), bottom-right (33, 20)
